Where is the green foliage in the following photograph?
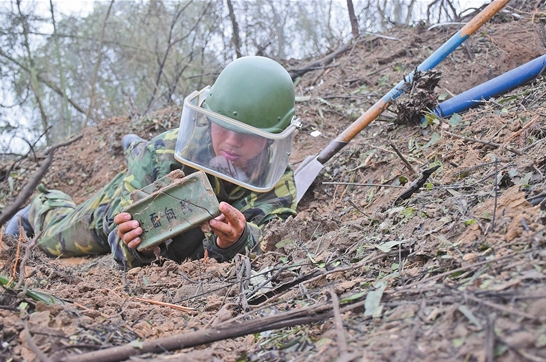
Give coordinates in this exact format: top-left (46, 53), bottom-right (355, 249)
top-left (422, 113), bottom-right (437, 127)
top-left (364, 280), bottom-right (387, 317)
top-left (377, 74), bottom-right (389, 86)
top-left (423, 132), bottom-right (441, 149)
top-left (0, 273), bottom-right (64, 305)
top-left (519, 172), bottom-right (533, 188)
top-left (401, 207), bottom-right (415, 219)
top-left (448, 113), bottom-right (462, 126)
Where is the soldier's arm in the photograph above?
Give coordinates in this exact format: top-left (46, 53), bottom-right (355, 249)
top-left (120, 129), bottom-right (180, 208)
top-left (110, 130), bottom-right (181, 268)
top-left (205, 167), bottom-right (297, 261)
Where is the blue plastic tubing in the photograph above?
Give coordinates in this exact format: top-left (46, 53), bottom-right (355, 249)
top-left (432, 53), bottom-right (546, 118)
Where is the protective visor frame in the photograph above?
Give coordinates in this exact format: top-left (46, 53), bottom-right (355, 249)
top-left (174, 86), bottom-right (299, 192)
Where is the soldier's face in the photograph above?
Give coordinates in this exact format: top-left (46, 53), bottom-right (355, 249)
top-left (210, 122), bottom-right (268, 168)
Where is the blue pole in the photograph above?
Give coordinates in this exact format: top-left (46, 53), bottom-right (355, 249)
top-left (432, 53), bottom-right (546, 118)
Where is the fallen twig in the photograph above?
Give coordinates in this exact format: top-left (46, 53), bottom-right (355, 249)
top-left (10, 231), bottom-right (24, 285)
top-left (394, 165), bottom-right (441, 205)
top-left (60, 301), bottom-right (341, 362)
top-left (0, 134), bottom-right (83, 228)
top-left (490, 159), bottom-right (499, 232)
top-left (322, 182), bottom-right (404, 188)
top-left (463, 293), bottom-right (537, 321)
top-left (289, 43), bottom-right (351, 80)
top-left (15, 231), bottom-right (42, 290)
top-left (444, 131), bottom-right (522, 155)
top-left (72, 302), bottom-right (109, 318)
top-left (522, 136), bottom-right (546, 152)
top-left (44, 134), bottom-right (83, 155)
top-left (391, 251), bottom-right (525, 293)
top-left (24, 320), bottom-right (54, 362)
top-left (389, 142), bottom-right (417, 176)
top-left (503, 114), bottom-right (540, 144)
top-left (132, 296), bottom-right (195, 313)
top-left (328, 287), bottom-right (349, 355)
top-left (396, 317), bottom-right (421, 362)
top-left (236, 255), bottom-right (251, 312)
top-left (486, 313), bottom-right (496, 362)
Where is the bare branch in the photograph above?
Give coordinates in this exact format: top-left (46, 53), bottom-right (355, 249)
top-left (83, 0), bottom-right (115, 128)
top-left (49, 0), bottom-right (71, 130)
top-left (288, 42), bottom-right (351, 80)
top-left (0, 134), bottom-right (83, 228)
top-left (145, 1), bottom-right (194, 113)
top-left (0, 48), bottom-right (86, 115)
top-left (16, 0), bottom-right (50, 145)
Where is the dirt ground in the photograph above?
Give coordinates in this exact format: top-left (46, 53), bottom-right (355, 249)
top-left (2, 10), bottom-right (546, 362)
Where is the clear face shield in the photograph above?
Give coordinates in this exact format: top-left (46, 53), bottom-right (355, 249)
top-left (174, 87), bottom-right (299, 192)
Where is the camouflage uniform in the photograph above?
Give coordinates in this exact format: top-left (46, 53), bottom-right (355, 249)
top-left (28, 128), bottom-right (297, 269)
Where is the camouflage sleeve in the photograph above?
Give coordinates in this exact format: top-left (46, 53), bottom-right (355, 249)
top-left (120, 129), bottom-right (180, 208)
top-left (110, 129), bottom-right (182, 269)
top-left (205, 166), bottom-right (297, 261)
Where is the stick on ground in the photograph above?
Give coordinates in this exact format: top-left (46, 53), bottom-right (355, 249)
top-left (60, 302), bottom-right (338, 362)
top-left (389, 142), bottom-right (417, 176)
top-left (394, 165), bottom-right (441, 205)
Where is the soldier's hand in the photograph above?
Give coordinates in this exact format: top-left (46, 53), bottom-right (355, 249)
top-left (209, 202), bottom-right (246, 248)
top-left (114, 212), bottom-right (142, 250)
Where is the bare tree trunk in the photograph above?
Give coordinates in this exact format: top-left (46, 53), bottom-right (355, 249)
top-left (268, 0), bottom-right (287, 59)
top-left (405, 0), bottom-right (417, 25)
top-left (327, 0), bottom-right (334, 42)
top-left (0, 48), bottom-right (86, 115)
top-left (376, 0), bottom-right (387, 29)
top-left (16, 0), bottom-right (50, 145)
top-left (226, 0), bottom-right (242, 58)
top-left (49, 0), bottom-right (71, 136)
top-left (83, 0), bottom-right (114, 129)
top-left (427, 0), bottom-right (441, 24)
top-left (347, 0), bottom-right (359, 40)
top-left (393, 0), bottom-right (402, 25)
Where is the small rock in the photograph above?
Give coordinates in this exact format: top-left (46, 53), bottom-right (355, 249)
top-left (29, 311), bottom-right (50, 327)
top-left (126, 267), bottom-right (142, 278)
top-left (78, 316), bottom-right (94, 326)
top-left (212, 306), bottom-right (233, 326)
top-left (527, 298), bottom-right (546, 319)
top-left (461, 253), bottom-right (478, 265)
top-left (387, 304), bottom-right (418, 321)
top-left (505, 331), bottom-right (534, 348)
top-left (453, 323), bottom-right (469, 338)
top-left (133, 320), bottom-right (153, 338)
top-left (243, 334), bottom-right (255, 348)
top-left (334, 280), bottom-right (357, 293)
top-left (157, 321), bottom-right (174, 333)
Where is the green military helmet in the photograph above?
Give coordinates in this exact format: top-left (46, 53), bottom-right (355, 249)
top-left (205, 56), bottom-right (295, 134)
